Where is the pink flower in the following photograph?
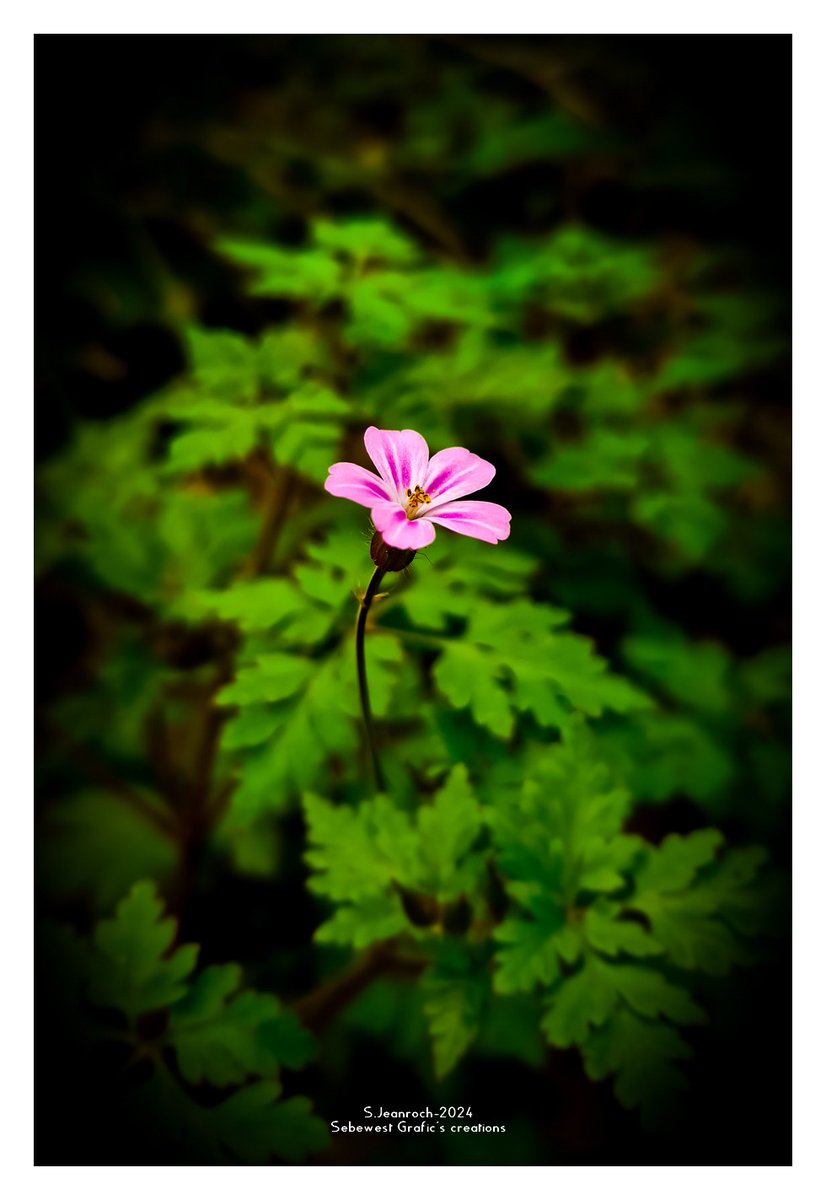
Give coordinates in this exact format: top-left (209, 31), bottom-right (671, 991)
top-left (324, 427), bottom-right (511, 550)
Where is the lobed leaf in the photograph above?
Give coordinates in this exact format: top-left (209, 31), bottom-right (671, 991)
top-left (90, 882), bottom-right (198, 1019)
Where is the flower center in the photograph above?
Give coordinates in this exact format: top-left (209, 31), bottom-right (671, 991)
top-left (405, 484), bottom-right (431, 519)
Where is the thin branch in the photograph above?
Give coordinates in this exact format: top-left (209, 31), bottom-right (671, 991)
top-left (172, 455), bottom-right (292, 913)
top-left (294, 940), bottom-right (427, 1034)
top-left (440, 35), bottom-right (603, 126)
top-left (241, 456), bottom-right (294, 580)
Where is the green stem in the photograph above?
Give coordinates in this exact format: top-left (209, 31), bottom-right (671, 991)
top-left (355, 565), bottom-right (387, 791)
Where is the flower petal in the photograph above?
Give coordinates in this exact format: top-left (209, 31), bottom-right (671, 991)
top-left (371, 502), bottom-right (436, 550)
top-left (364, 427), bottom-right (430, 497)
top-left (424, 446), bottom-right (496, 508)
top-left (324, 462), bottom-right (393, 507)
top-left (427, 501), bottom-right (511, 544)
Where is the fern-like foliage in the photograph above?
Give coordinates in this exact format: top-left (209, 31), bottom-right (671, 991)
top-left (302, 728), bottom-right (781, 1120)
top-left (36, 86), bottom-right (789, 1161)
top-left (62, 882), bottom-right (327, 1165)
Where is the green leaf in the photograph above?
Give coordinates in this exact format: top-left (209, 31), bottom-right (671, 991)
top-left (631, 491), bottom-right (727, 561)
top-left (184, 326), bottom-right (259, 401)
top-left (495, 226), bottom-right (660, 323)
top-left (531, 429), bottom-right (650, 492)
top-left (607, 964), bottom-right (706, 1025)
top-left (190, 579), bottom-right (307, 633)
top-left (582, 907), bottom-right (661, 958)
top-left (393, 537), bottom-right (537, 632)
top-left (494, 896), bottom-right (570, 994)
top-left (582, 1007), bottom-right (693, 1128)
top-left (468, 110), bottom-right (601, 174)
top-left (135, 1072), bottom-right (326, 1165)
top-left (633, 830), bottom-right (724, 897)
top-left (421, 953), bottom-right (489, 1078)
top-left (157, 490), bottom-right (259, 594)
top-left (305, 769), bottom-right (485, 945)
top-left (416, 764), bottom-right (482, 894)
top-left (165, 415), bottom-right (261, 471)
top-left (313, 216), bottom-right (420, 265)
top-left (215, 815), bottom-right (282, 876)
top-left (76, 887), bottom-right (324, 1165)
top-left (226, 660), bottom-right (358, 815)
top-left (475, 993), bottom-right (546, 1067)
top-left (227, 722), bottom-right (342, 815)
top-left (90, 882), bottom-right (198, 1019)
top-left (168, 964), bottom-right (315, 1085)
top-left (623, 632), bottom-right (731, 715)
top-left (270, 383), bottom-right (351, 479)
top-left (370, 336), bottom-right (569, 424)
top-left (434, 640), bottom-right (515, 737)
top-left (541, 956), bottom-right (618, 1047)
top-left (219, 626), bottom-right (409, 816)
top-left (215, 238), bottom-right (343, 302)
top-left (739, 645), bottom-right (792, 705)
top-left (486, 728), bottom-right (641, 904)
top-left (598, 713), bottom-right (733, 805)
top-left (432, 601), bottom-right (649, 738)
top-left (657, 294), bottom-right (784, 389)
top-left (634, 907), bottom-right (752, 975)
top-left (221, 705), bottom-right (284, 750)
top-left (631, 835), bottom-right (776, 971)
top-left (542, 955), bottom-right (704, 1050)
top-left (304, 791), bottom-right (421, 903)
top-left (699, 847), bottom-right (775, 935)
top-left (314, 894), bottom-right (409, 948)
top-left (257, 326), bottom-right (334, 389)
top-left (217, 653), bottom-right (315, 706)
top-left (37, 791), bottom-right (176, 911)
top-left (346, 273), bottom-right (417, 348)
top-left (206, 1082), bottom-right (328, 1164)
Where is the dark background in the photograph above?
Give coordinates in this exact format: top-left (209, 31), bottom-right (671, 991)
top-left (35, 34), bottom-right (790, 1166)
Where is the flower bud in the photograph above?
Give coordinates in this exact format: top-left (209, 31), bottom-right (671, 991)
top-left (370, 530), bottom-right (416, 573)
top-left (392, 879), bottom-right (440, 927)
top-left (485, 859), bottom-right (509, 922)
top-left (442, 895), bottom-right (473, 936)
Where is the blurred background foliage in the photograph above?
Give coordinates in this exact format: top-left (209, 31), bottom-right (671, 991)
top-left (35, 34), bottom-right (790, 1165)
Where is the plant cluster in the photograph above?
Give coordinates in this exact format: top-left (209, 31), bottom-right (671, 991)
top-left (36, 35), bottom-right (789, 1165)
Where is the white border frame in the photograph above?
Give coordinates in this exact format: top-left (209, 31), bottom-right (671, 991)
top-left (9, 4), bottom-right (819, 1196)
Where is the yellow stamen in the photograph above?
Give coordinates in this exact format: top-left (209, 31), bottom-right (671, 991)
top-left (405, 484), bottom-right (431, 519)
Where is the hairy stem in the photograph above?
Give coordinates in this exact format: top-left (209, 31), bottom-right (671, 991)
top-left (355, 564), bottom-right (387, 791)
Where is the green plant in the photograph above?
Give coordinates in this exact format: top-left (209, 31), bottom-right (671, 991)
top-left (37, 94), bottom-right (788, 1159)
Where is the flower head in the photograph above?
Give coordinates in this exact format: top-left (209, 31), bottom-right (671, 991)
top-left (324, 427), bottom-right (512, 550)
